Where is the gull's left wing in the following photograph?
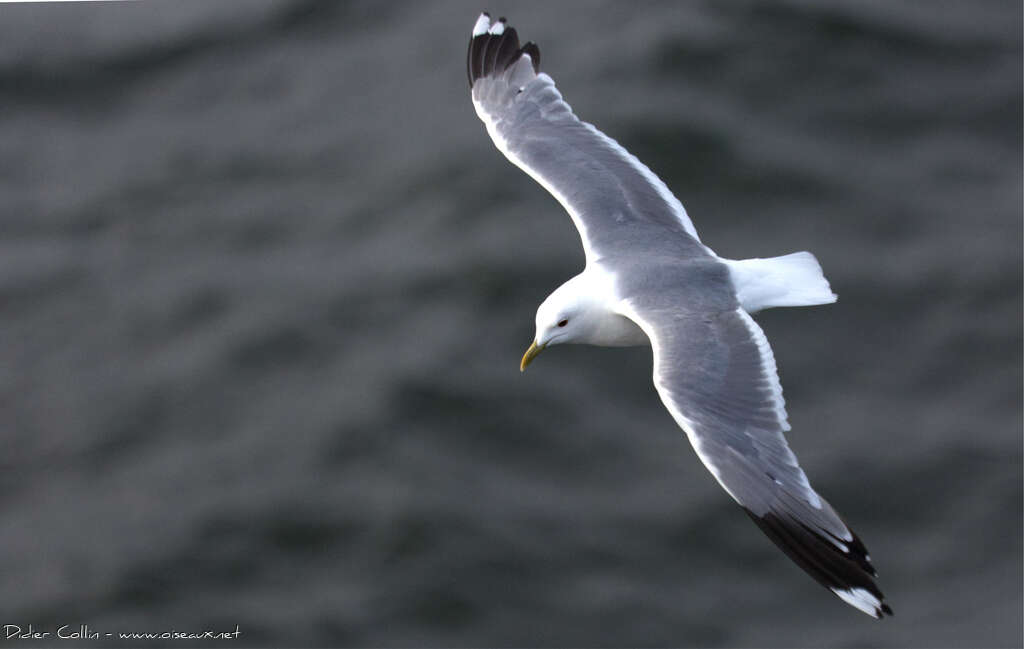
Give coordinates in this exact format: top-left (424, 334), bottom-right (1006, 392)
top-left (618, 289), bottom-right (892, 618)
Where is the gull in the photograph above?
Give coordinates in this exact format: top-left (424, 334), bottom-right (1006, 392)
top-left (467, 13), bottom-right (891, 618)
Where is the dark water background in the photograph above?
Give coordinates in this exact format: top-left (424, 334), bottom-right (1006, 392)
top-left (1, 1), bottom-right (1021, 647)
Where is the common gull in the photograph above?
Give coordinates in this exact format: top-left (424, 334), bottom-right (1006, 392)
top-left (468, 13), bottom-right (890, 618)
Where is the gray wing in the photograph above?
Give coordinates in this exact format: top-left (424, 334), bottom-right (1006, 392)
top-left (619, 291), bottom-right (892, 618)
top-left (468, 14), bottom-right (709, 264)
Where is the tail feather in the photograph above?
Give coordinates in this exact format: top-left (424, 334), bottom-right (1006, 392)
top-left (724, 251), bottom-right (837, 313)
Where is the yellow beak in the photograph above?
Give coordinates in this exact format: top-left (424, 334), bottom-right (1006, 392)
top-left (520, 340), bottom-right (546, 372)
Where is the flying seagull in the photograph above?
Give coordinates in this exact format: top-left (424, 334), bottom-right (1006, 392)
top-left (467, 13), bottom-right (891, 618)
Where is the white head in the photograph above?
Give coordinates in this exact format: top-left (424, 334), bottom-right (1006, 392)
top-left (520, 273), bottom-right (607, 370)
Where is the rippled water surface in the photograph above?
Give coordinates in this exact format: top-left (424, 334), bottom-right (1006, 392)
top-left (1, 1), bottom-right (1021, 647)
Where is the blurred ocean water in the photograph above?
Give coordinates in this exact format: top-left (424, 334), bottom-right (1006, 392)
top-left (0, 1), bottom-right (1020, 647)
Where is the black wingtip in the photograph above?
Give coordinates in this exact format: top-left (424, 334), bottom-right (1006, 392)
top-left (520, 41), bottom-right (541, 73)
top-left (746, 509), bottom-right (892, 618)
top-left (467, 14), bottom-right (541, 88)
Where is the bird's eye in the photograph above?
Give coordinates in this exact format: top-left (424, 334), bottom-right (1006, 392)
top-left (557, 319), bottom-right (568, 327)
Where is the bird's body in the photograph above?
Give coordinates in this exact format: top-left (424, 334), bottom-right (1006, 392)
top-left (468, 13), bottom-right (890, 618)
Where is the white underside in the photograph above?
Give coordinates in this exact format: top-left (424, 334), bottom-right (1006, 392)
top-left (723, 251), bottom-right (837, 314)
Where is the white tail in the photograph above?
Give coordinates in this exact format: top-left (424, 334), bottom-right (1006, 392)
top-left (723, 251), bottom-right (837, 313)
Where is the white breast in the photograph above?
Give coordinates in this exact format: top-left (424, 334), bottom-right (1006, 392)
top-left (589, 312), bottom-right (650, 347)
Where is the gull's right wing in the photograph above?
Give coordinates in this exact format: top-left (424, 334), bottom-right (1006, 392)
top-left (468, 13), bottom-right (709, 264)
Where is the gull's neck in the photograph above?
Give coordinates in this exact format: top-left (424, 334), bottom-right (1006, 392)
top-left (557, 266), bottom-right (649, 347)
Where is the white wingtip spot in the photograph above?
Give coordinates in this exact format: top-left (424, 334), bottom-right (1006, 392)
top-left (488, 18), bottom-right (506, 35)
top-left (832, 587), bottom-right (883, 618)
top-left (472, 13), bottom-right (490, 36)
